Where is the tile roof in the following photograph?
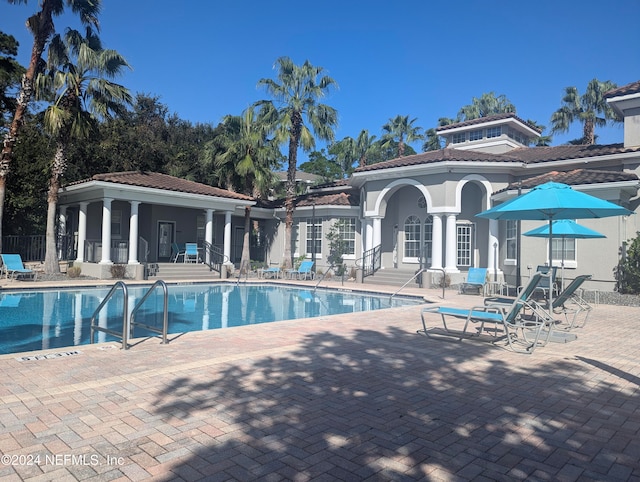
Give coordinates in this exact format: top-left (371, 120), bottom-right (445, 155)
top-left (503, 169), bottom-right (639, 192)
top-left (435, 113), bottom-right (542, 134)
top-left (354, 148), bottom-right (514, 173)
top-left (354, 142), bottom-right (640, 173)
top-left (68, 171), bottom-right (253, 201)
top-left (604, 80), bottom-right (640, 98)
top-left (508, 143), bottom-right (640, 163)
top-left (265, 189), bottom-right (360, 209)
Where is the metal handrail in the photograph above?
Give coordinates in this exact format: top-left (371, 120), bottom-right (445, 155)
top-left (390, 268), bottom-right (427, 299)
top-left (312, 262), bottom-right (344, 292)
top-left (130, 280), bottom-right (169, 344)
top-left (90, 281), bottom-right (129, 350)
top-left (202, 241), bottom-right (227, 273)
top-left (359, 244), bottom-right (381, 278)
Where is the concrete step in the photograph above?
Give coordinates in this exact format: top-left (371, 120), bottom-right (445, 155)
top-left (365, 269), bottom-right (422, 287)
top-left (147, 262), bottom-right (222, 281)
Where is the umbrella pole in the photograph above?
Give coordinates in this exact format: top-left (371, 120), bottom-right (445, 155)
top-left (548, 219), bottom-right (554, 310)
top-left (561, 237), bottom-right (565, 292)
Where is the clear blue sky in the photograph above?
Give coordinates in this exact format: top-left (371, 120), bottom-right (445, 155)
top-left (2, 0), bottom-right (639, 157)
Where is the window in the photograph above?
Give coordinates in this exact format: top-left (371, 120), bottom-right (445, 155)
top-left (469, 129), bottom-right (483, 141)
top-left (336, 218), bottom-right (356, 256)
top-left (552, 238), bottom-right (576, 263)
top-left (486, 126), bottom-right (502, 138)
top-left (452, 132), bottom-right (466, 144)
top-left (111, 210), bottom-right (122, 237)
top-left (306, 218), bottom-right (322, 256)
top-left (404, 216), bottom-right (421, 258)
top-left (506, 220), bottom-right (517, 260)
top-left (457, 223), bottom-right (474, 266)
top-left (423, 216), bottom-right (433, 263)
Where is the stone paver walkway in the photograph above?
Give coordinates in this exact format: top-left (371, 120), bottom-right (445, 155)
top-left (0, 279), bottom-right (639, 481)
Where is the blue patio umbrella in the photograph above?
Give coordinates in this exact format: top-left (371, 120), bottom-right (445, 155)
top-left (477, 181), bottom-right (632, 306)
top-left (523, 219), bottom-right (606, 290)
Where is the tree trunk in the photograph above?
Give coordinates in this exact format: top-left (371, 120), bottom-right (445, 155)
top-left (282, 113), bottom-right (301, 270)
top-left (583, 117), bottom-right (595, 145)
top-left (240, 206), bottom-right (251, 274)
top-left (44, 144), bottom-right (66, 274)
top-left (0, 0), bottom-right (55, 251)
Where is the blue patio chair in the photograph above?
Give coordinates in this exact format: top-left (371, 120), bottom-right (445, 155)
top-left (532, 265), bottom-right (558, 303)
top-left (184, 243), bottom-right (199, 263)
top-left (0, 254), bottom-right (37, 281)
top-left (420, 272), bottom-right (556, 354)
top-left (171, 242), bottom-right (185, 263)
top-left (551, 274), bottom-right (592, 330)
top-left (260, 267), bottom-right (281, 279)
top-left (459, 267), bottom-right (488, 295)
top-left (287, 260), bottom-right (315, 280)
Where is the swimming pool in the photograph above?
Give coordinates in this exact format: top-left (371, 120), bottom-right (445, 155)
top-left (0, 283), bottom-right (423, 355)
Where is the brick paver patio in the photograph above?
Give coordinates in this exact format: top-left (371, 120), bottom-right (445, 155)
top-left (0, 278), bottom-right (639, 481)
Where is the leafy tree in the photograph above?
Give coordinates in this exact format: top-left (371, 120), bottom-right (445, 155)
top-left (328, 137), bottom-right (357, 178)
top-left (37, 27), bottom-right (131, 273)
top-left (325, 219), bottom-right (349, 276)
top-left (550, 78), bottom-right (619, 145)
top-left (366, 138), bottom-right (416, 164)
top-left (381, 115), bottom-right (423, 158)
top-left (615, 233), bottom-right (640, 295)
top-left (257, 56), bottom-right (338, 269)
top-left (214, 105), bottom-right (281, 273)
top-left (0, 32), bottom-right (25, 129)
top-left (299, 149), bottom-right (341, 182)
top-left (1, 0), bottom-right (101, 251)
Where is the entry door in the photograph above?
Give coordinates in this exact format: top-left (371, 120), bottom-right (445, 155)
top-left (158, 222), bottom-right (175, 260)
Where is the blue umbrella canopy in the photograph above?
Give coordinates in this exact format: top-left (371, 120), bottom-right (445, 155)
top-left (477, 181), bottom-right (632, 306)
top-left (476, 182), bottom-right (633, 221)
top-left (524, 219), bottom-right (606, 291)
top-left (523, 219), bottom-right (606, 239)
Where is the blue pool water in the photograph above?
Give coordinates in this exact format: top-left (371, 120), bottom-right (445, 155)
top-left (0, 283), bottom-right (422, 355)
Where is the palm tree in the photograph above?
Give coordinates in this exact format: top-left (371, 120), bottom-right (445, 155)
top-left (457, 92), bottom-right (515, 121)
top-left (37, 27), bottom-right (131, 274)
top-left (422, 128), bottom-right (442, 151)
top-left (215, 105), bottom-right (280, 273)
top-left (329, 137), bottom-right (356, 177)
top-left (381, 115), bottom-right (423, 157)
top-left (1, 0), bottom-right (100, 251)
top-left (257, 56), bottom-right (338, 268)
top-left (550, 79), bottom-right (619, 145)
top-left (355, 129), bottom-right (376, 168)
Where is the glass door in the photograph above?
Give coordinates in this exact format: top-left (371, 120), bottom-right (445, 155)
top-left (158, 222), bottom-right (175, 260)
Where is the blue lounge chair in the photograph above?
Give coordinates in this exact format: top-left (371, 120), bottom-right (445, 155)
top-left (420, 272), bottom-right (556, 353)
top-left (260, 267), bottom-right (281, 279)
top-left (551, 274), bottom-right (592, 330)
top-left (287, 260), bottom-right (315, 280)
top-left (0, 254), bottom-right (37, 281)
top-left (459, 267), bottom-right (488, 295)
top-left (184, 243), bottom-right (199, 263)
top-left (532, 265), bottom-right (558, 302)
top-left (171, 242), bottom-right (185, 263)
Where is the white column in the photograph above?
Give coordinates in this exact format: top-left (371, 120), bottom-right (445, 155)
top-left (372, 217), bottom-right (382, 248)
top-left (99, 198), bottom-right (113, 265)
top-left (58, 206), bottom-right (67, 259)
top-left (76, 202), bottom-right (88, 262)
top-left (488, 219), bottom-right (499, 278)
top-left (128, 201), bottom-right (140, 264)
top-left (224, 211), bottom-right (232, 263)
top-left (361, 218), bottom-right (370, 252)
top-left (205, 209), bottom-right (214, 264)
top-left (445, 213), bottom-right (459, 273)
top-left (430, 214), bottom-right (443, 269)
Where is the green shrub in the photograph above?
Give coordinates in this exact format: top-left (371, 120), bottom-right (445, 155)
top-left (615, 232), bottom-right (640, 294)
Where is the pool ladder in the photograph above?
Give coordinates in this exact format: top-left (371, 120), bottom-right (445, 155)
top-left (90, 280), bottom-right (169, 350)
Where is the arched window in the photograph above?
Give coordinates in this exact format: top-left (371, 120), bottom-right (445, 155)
top-left (404, 215), bottom-right (421, 259)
